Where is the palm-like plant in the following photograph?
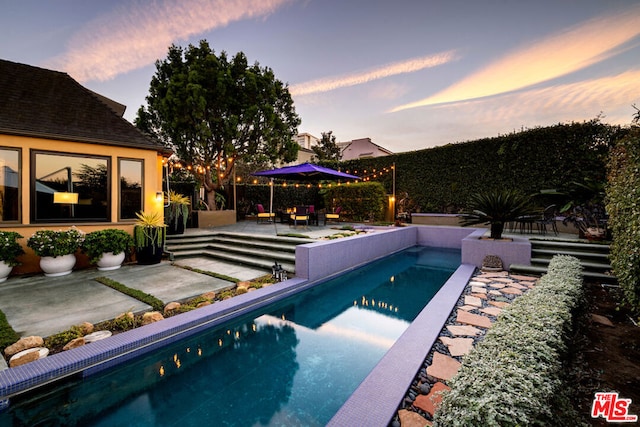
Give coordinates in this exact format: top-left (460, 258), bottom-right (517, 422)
top-left (165, 190), bottom-right (190, 231)
top-left (459, 190), bottom-right (537, 239)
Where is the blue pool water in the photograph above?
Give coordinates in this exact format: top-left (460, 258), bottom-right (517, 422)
top-left (1, 246), bottom-right (459, 426)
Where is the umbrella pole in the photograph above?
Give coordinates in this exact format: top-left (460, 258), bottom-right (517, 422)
top-left (270, 178), bottom-right (277, 235)
top-left (269, 178), bottom-right (274, 214)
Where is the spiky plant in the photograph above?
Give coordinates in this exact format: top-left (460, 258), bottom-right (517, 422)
top-left (459, 190), bottom-right (537, 239)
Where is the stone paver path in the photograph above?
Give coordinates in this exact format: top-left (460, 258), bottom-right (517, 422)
top-left (392, 269), bottom-right (538, 426)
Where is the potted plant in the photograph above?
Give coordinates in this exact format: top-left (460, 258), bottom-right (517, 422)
top-left (562, 204), bottom-right (608, 240)
top-left (165, 191), bottom-right (190, 235)
top-left (459, 190), bottom-right (537, 239)
top-left (82, 229), bottom-right (133, 271)
top-left (134, 211), bottom-right (166, 265)
top-left (0, 231), bottom-right (25, 282)
top-left (27, 227), bottom-right (84, 277)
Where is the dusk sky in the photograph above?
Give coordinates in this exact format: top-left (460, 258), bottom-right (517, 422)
top-left (2, 0), bottom-right (639, 153)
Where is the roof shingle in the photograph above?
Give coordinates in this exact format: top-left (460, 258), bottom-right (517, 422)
top-left (0, 59), bottom-right (165, 152)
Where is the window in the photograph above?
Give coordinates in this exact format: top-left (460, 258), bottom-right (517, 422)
top-left (32, 151), bottom-right (110, 222)
top-left (119, 158), bottom-right (143, 220)
top-left (0, 148), bottom-right (20, 222)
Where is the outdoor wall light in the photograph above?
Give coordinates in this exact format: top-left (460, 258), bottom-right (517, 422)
top-left (155, 191), bottom-right (163, 202)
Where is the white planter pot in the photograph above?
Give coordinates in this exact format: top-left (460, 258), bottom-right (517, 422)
top-left (40, 254), bottom-right (76, 277)
top-left (0, 261), bottom-right (13, 283)
top-left (96, 252), bottom-right (125, 271)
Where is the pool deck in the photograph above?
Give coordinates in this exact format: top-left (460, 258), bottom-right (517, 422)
top-left (0, 221), bottom-right (575, 421)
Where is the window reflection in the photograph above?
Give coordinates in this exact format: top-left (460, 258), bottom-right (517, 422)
top-left (119, 159), bottom-right (143, 219)
top-left (33, 152), bottom-right (109, 222)
top-left (0, 148), bottom-right (20, 222)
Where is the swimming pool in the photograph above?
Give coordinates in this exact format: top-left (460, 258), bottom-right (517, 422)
top-left (1, 246), bottom-right (460, 426)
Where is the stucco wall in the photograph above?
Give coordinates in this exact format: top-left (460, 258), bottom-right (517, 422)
top-left (0, 134), bottom-right (164, 274)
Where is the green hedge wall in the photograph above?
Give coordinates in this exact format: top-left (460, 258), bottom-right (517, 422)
top-left (338, 120), bottom-right (623, 213)
top-left (322, 182), bottom-right (386, 221)
top-left (606, 126), bottom-right (640, 312)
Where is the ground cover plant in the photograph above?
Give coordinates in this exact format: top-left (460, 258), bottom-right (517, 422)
top-left (434, 256), bottom-right (585, 426)
top-left (0, 309), bottom-right (20, 352)
top-left (94, 277), bottom-right (166, 312)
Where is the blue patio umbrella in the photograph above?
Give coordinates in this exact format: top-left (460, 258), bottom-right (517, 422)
top-left (252, 162), bottom-right (360, 213)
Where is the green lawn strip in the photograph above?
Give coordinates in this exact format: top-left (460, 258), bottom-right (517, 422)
top-left (174, 264), bottom-right (240, 284)
top-left (0, 308), bottom-right (20, 353)
top-left (94, 276), bottom-right (165, 312)
top-left (276, 233), bottom-right (311, 238)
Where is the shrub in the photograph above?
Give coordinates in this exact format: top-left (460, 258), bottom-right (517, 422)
top-left (81, 229), bottom-right (133, 264)
top-left (0, 231), bottom-right (25, 266)
top-left (322, 181), bottom-right (386, 221)
top-left (606, 127), bottom-right (640, 312)
top-left (434, 256), bottom-right (584, 426)
top-left (27, 227), bottom-right (84, 257)
top-left (44, 326), bottom-right (84, 349)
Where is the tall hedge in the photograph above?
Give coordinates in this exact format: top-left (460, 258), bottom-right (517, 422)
top-left (322, 182), bottom-right (386, 221)
top-left (606, 126), bottom-right (640, 312)
top-left (339, 120), bottom-right (623, 212)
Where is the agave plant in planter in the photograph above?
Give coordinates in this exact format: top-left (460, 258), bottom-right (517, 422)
top-left (134, 211), bottom-right (167, 265)
top-left (82, 229), bottom-right (134, 271)
top-left (27, 227), bottom-right (84, 277)
top-left (459, 190), bottom-right (537, 239)
top-left (165, 191), bottom-right (190, 235)
top-left (0, 231), bottom-right (25, 282)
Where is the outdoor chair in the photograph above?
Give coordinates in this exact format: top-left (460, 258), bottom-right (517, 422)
top-left (290, 206), bottom-right (309, 226)
top-left (324, 207), bottom-right (342, 225)
top-left (256, 204), bottom-right (275, 224)
top-left (536, 204), bottom-right (558, 235)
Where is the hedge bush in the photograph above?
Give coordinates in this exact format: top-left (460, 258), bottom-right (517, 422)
top-left (606, 126), bottom-right (640, 312)
top-left (340, 120), bottom-right (624, 213)
top-left (322, 181), bottom-right (386, 221)
top-left (434, 256), bottom-right (584, 426)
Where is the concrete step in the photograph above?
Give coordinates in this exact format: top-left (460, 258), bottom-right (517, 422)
top-left (509, 263), bottom-right (616, 282)
top-left (166, 232), bottom-right (304, 274)
top-left (530, 257), bottom-right (612, 271)
top-left (172, 249), bottom-right (295, 273)
top-left (208, 236), bottom-right (298, 253)
top-left (166, 239), bottom-right (297, 255)
top-left (531, 248), bottom-right (610, 261)
top-left (529, 239), bottom-right (610, 252)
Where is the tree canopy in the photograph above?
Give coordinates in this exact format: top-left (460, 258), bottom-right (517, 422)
top-left (312, 131), bottom-right (341, 162)
top-left (136, 40), bottom-right (301, 209)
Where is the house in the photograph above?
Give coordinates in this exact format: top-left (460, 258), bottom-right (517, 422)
top-left (0, 59), bottom-right (169, 274)
top-left (293, 132), bottom-right (319, 164)
top-left (337, 137), bottom-right (393, 160)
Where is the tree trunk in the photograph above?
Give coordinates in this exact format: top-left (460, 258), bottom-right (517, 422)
top-left (490, 222), bottom-right (504, 239)
top-left (205, 188), bottom-right (218, 211)
top-left (203, 168), bottom-right (219, 211)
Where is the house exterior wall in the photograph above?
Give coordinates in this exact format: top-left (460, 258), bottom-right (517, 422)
top-left (0, 133), bottom-right (165, 274)
top-left (337, 138), bottom-right (393, 160)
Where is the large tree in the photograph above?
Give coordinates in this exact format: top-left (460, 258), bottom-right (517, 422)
top-left (312, 131), bottom-right (341, 162)
top-left (136, 40), bottom-right (301, 209)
